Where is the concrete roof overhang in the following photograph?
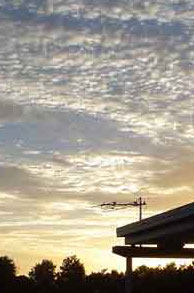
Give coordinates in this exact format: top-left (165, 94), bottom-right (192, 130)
top-left (117, 202), bottom-right (194, 246)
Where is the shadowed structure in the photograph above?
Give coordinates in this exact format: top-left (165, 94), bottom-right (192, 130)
top-left (116, 201), bottom-right (194, 248)
top-left (113, 202), bottom-right (194, 293)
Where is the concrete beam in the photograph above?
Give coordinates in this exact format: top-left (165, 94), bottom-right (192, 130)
top-left (113, 246), bottom-right (194, 258)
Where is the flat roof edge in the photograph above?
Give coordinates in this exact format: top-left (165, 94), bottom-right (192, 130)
top-left (117, 201), bottom-right (194, 237)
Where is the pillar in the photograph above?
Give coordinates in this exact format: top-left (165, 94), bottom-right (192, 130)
top-left (125, 257), bottom-right (133, 293)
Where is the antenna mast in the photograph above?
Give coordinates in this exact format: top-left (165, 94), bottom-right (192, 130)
top-left (97, 196), bottom-right (146, 221)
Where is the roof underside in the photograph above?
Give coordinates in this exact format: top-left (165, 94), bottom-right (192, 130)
top-left (117, 202), bottom-right (194, 245)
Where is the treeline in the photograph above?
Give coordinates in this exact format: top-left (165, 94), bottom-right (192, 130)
top-left (0, 255), bottom-right (194, 292)
top-left (0, 255), bottom-right (124, 293)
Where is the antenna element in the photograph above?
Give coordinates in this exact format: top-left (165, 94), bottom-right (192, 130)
top-left (97, 197), bottom-right (146, 221)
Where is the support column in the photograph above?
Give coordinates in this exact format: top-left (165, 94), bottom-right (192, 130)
top-left (125, 257), bottom-right (133, 293)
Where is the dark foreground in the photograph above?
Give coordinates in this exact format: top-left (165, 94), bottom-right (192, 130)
top-left (0, 255), bottom-right (194, 293)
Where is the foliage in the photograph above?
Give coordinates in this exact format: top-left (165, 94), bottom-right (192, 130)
top-left (0, 255), bottom-right (194, 293)
top-left (29, 259), bottom-right (56, 283)
top-left (0, 256), bottom-right (17, 292)
top-left (29, 259), bottom-right (56, 293)
top-left (58, 255), bottom-right (85, 283)
top-left (57, 255), bottom-right (86, 293)
top-left (86, 269), bottom-right (124, 293)
top-left (0, 256), bottom-right (16, 280)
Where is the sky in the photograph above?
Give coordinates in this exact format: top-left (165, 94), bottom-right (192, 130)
top-left (0, 0), bottom-right (194, 275)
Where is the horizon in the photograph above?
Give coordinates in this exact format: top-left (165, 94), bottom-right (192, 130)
top-left (0, 0), bottom-right (194, 275)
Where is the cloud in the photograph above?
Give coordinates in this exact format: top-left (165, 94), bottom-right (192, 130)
top-left (151, 160), bottom-right (194, 189)
top-left (0, 100), bottom-right (24, 122)
top-left (0, 0), bottom-right (194, 274)
top-left (0, 165), bottom-right (40, 192)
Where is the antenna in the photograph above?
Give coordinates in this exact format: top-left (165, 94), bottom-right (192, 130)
top-left (96, 196), bottom-right (146, 221)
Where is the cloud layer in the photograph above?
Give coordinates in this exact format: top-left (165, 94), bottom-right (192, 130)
top-left (0, 0), bottom-right (194, 273)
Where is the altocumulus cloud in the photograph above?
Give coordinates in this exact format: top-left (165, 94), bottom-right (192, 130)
top-left (0, 0), bottom-right (193, 274)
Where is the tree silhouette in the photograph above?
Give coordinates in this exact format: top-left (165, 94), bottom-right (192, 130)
top-left (57, 255), bottom-right (85, 293)
top-left (1, 254), bottom-right (194, 293)
top-left (0, 256), bottom-right (16, 292)
top-left (29, 259), bottom-right (56, 292)
top-left (0, 256), bottom-right (16, 278)
top-left (15, 275), bottom-right (35, 293)
top-left (58, 255), bottom-right (85, 282)
top-left (87, 269), bottom-right (124, 293)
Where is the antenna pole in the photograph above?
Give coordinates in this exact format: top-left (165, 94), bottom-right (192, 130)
top-left (139, 197), bottom-right (142, 221)
top-left (96, 196), bottom-right (147, 221)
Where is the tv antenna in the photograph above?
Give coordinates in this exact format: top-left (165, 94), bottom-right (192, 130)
top-left (96, 197), bottom-right (146, 221)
